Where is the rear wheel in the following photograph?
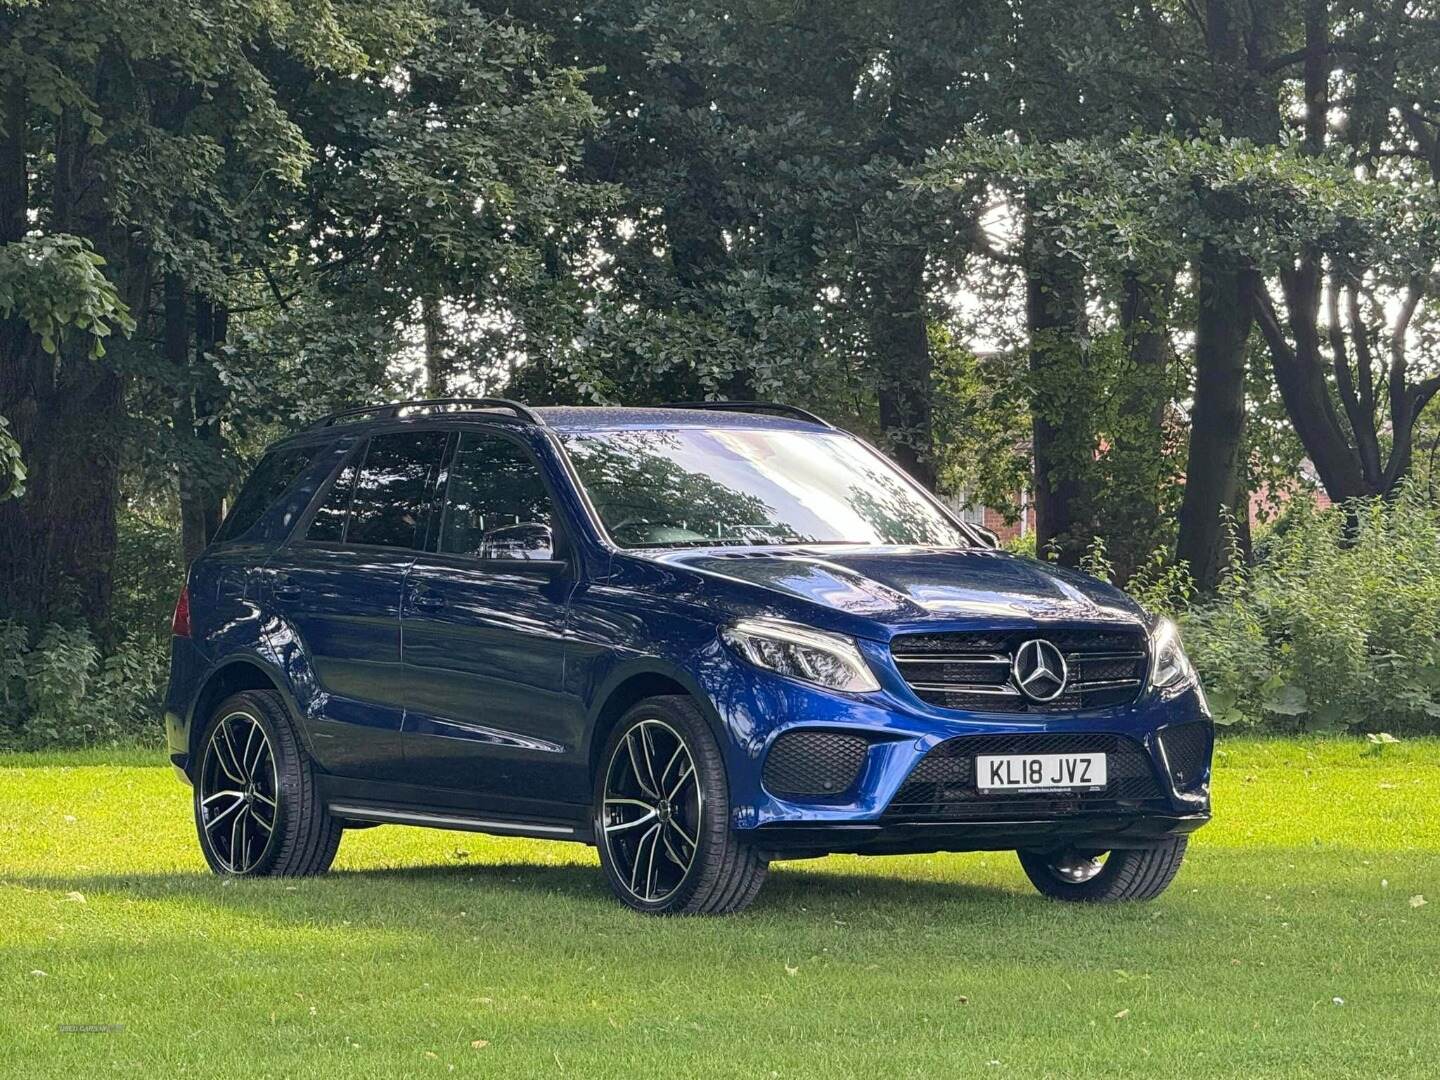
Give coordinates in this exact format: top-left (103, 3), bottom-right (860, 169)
top-left (1018, 839), bottom-right (1188, 902)
top-left (594, 696), bottom-right (768, 915)
top-left (193, 690), bottom-right (342, 877)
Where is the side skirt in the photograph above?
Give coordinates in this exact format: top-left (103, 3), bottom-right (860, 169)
top-left (328, 803), bottom-right (588, 843)
top-left (318, 773), bottom-right (592, 843)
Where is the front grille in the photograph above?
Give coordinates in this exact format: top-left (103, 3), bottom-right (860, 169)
top-left (762, 730), bottom-right (869, 797)
top-left (891, 627), bottom-right (1148, 713)
top-left (883, 733), bottom-right (1166, 822)
top-left (1156, 722), bottom-right (1212, 792)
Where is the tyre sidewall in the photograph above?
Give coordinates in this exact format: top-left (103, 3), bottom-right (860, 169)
top-left (593, 697), bottom-right (729, 914)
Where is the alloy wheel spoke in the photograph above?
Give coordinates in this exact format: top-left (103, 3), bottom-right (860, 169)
top-left (245, 736), bottom-right (269, 780)
top-left (657, 743), bottom-right (684, 792)
top-left (661, 827), bottom-right (692, 871)
top-left (638, 724), bottom-right (664, 797)
top-left (603, 798), bottom-right (658, 833)
top-left (628, 822), bottom-right (661, 896)
top-left (644, 822), bottom-right (661, 898)
top-left (247, 802), bottom-right (275, 835)
top-left (667, 762), bottom-right (694, 801)
top-left (241, 722), bottom-right (260, 779)
top-left (625, 732), bottom-right (659, 799)
top-left (202, 789), bottom-right (244, 806)
top-left (666, 817), bottom-right (697, 851)
top-left (213, 725), bottom-right (247, 785)
top-left (230, 806), bottom-right (248, 871)
top-left (203, 793), bottom-right (245, 833)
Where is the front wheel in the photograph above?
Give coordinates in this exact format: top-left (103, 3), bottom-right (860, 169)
top-left (1018, 838), bottom-right (1188, 902)
top-left (193, 690), bottom-right (342, 877)
top-left (593, 696), bottom-right (768, 915)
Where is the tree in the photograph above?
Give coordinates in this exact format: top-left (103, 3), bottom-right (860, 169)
top-left (1248, 0), bottom-right (1440, 503)
top-left (0, 0), bottom-right (603, 627)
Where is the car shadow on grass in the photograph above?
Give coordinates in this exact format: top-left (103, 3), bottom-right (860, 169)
top-left (9, 857), bottom-right (1026, 926)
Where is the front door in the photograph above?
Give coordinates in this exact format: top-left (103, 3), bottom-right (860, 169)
top-left (400, 430), bottom-right (577, 808)
top-left (264, 428), bottom-right (448, 780)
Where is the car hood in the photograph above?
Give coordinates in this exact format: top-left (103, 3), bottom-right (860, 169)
top-left (652, 546), bottom-right (1146, 633)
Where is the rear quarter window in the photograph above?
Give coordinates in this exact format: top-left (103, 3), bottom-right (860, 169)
top-left (214, 443), bottom-right (328, 544)
top-left (304, 429), bottom-right (448, 549)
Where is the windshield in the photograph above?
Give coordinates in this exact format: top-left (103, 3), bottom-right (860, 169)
top-left (560, 427), bottom-right (971, 549)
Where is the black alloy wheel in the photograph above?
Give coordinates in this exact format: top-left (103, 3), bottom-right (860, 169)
top-left (193, 690), bottom-right (342, 877)
top-left (1018, 838), bottom-right (1189, 902)
top-left (594, 696), bottom-right (768, 915)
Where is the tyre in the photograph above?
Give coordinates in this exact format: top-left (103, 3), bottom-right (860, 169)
top-left (1017, 838), bottom-right (1188, 902)
top-left (593, 695), bottom-right (768, 915)
top-left (193, 690), bottom-right (342, 877)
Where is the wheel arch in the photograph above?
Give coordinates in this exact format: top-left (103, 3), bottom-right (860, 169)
top-left (186, 657), bottom-right (301, 776)
top-left (586, 664), bottom-right (725, 786)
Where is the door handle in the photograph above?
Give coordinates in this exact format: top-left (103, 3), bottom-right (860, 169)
top-left (413, 592), bottom-right (445, 611)
top-left (273, 577), bottom-right (303, 602)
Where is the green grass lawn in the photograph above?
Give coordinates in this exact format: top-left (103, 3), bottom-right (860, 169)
top-left (2, 739), bottom-right (1437, 1078)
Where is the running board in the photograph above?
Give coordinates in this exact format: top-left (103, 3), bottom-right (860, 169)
top-left (328, 803), bottom-right (580, 840)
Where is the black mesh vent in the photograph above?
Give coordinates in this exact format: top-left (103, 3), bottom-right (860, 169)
top-left (762, 730), bottom-right (869, 797)
top-left (883, 732), bottom-right (1166, 822)
top-left (1157, 722), bottom-right (1212, 791)
top-left (891, 627), bottom-right (1149, 713)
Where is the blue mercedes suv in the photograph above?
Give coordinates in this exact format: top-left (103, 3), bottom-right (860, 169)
top-left (164, 398), bottom-right (1212, 914)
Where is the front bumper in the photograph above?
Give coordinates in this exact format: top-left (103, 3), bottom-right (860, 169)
top-left (751, 810), bottom-right (1210, 858)
top-left (697, 641), bottom-right (1213, 851)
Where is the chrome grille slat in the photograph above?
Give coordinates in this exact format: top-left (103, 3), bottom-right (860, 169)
top-left (906, 681), bottom-right (1021, 696)
top-left (891, 627), bottom-right (1149, 713)
top-left (895, 654), bottom-right (1009, 665)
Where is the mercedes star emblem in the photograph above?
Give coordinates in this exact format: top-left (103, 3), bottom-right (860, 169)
top-left (1012, 638), bottom-right (1069, 702)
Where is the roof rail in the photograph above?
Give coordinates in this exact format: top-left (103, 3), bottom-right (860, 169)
top-left (312, 397), bottom-right (542, 429)
top-left (660, 400), bottom-right (834, 429)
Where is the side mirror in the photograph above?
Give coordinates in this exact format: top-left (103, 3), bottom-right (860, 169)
top-left (971, 524), bottom-right (1000, 549)
top-left (480, 522), bottom-right (555, 562)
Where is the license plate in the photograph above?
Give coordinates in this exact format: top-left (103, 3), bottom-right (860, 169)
top-left (975, 752), bottom-right (1108, 792)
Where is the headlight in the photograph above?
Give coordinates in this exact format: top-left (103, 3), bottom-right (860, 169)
top-left (1149, 617), bottom-right (1196, 691)
top-left (722, 618), bottom-right (881, 693)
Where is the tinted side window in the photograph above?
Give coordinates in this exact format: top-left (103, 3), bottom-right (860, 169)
top-left (439, 433), bottom-right (554, 557)
top-left (306, 458), bottom-right (359, 542)
top-left (214, 444), bottom-right (326, 543)
top-left (343, 430), bottom-right (448, 549)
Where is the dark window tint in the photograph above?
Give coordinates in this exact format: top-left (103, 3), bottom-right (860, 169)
top-left (439, 433), bottom-right (553, 557)
top-left (306, 458), bottom-right (359, 542)
top-left (343, 430), bottom-right (448, 549)
top-left (214, 444), bottom-right (326, 543)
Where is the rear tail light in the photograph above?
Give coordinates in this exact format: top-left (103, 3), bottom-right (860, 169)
top-left (171, 584), bottom-right (191, 638)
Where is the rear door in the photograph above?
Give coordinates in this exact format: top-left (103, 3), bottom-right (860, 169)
top-left (199, 439), bottom-right (336, 656)
top-left (263, 428), bottom-right (448, 780)
top-left (399, 429), bottom-right (578, 804)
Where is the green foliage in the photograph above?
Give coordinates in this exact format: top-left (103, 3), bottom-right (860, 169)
top-left (931, 329), bottom-right (1031, 519)
top-left (0, 235), bottom-right (135, 359)
top-left (1179, 490), bottom-right (1440, 734)
top-left (0, 414), bottom-right (24, 500)
top-left (0, 619), bottom-right (163, 748)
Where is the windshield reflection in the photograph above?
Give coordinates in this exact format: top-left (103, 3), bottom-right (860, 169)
top-left (561, 428), bottom-right (969, 550)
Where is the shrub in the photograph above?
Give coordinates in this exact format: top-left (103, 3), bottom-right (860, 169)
top-left (0, 619), bottom-right (165, 749)
top-left (1179, 490), bottom-right (1440, 733)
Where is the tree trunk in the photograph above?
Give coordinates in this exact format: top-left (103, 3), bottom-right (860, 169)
top-left (1027, 245), bottom-right (1093, 565)
top-left (1175, 251), bottom-right (1252, 591)
top-left (1251, 268), bottom-right (1374, 502)
top-left (868, 244), bottom-right (936, 489)
top-left (167, 275), bottom-right (211, 567)
top-left (1107, 270), bottom-right (1173, 581)
top-left (422, 291), bottom-right (449, 399)
top-left (0, 88), bottom-right (141, 633)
